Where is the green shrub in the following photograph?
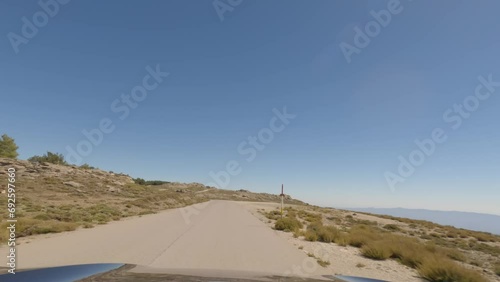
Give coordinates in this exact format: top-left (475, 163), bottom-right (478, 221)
top-left (3, 219), bottom-right (78, 239)
top-left (335, 234), bottom-right (349, 246)
top-left (28, 152), bottom-right (67, 165)
top-left (145, 180), bottom-right (170, 185)
top-left (317, 226), bottom-right (340, 243)
top-left (468, 241), bottom-right (500, 256)
top-left (133, 178), bottom-right (146, 185)
top-left (348, 225), bottom-right (382, 247)
top-left (317, 259), bottom-right (330, 267)
top-left (133, 178), bottom-right (170, 185)
top-left (355, 219), bottom-right (378, 226)
top-left (383, 224), bottom-right (401, 231)
top-left (293, 229), bottom-right (303, 238)
top-left (361, 243), bottom-right (391, 260)
top-left (477, 232), bottom-right (498, 242)
top-left (442, 248), bottom-right (466, 262)
top-left (0, 134), bottom-right (19, 158)
top-left (418, 256), bottom-right (488, 282)
top-left (33, 213), bottom-right (52, 220)
top-left (304, 230), bottom-right (318, 241)
top-left (80, 163), bottom-right (95, 170)
top-left (297, 210), bottom-right (322, 222)
top-left (275, 217), bottom-right (303, 232)
top-left (286, 210), bottom-right (297, 219)
top-left (389, 237), bottom-right (428, 268)
top-left (307, 221), bottom-right (323, 232)
top-left (430, 232), bottom-right (442, 238)
top-left (264, 210), bottom-right (282, 220)
top-left (494, 263), bottom-right (500, 276)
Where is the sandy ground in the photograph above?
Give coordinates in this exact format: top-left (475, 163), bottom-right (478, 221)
top-left (238, 201), bottom-right (425, 282)
top-left (0, 200), bottom-right (425, 281)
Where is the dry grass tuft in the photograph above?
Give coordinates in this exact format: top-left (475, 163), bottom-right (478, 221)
top-left (274, 217), bottom-right (303, 233)
top-left (418, 255), bottom-right (488, 282)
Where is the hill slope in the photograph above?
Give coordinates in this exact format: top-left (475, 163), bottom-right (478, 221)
top-left (0, 158), bottom-right (305, 244)
top-left (346, 207), bottom-right (500, 235)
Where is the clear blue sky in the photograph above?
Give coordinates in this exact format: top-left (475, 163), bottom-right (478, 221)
top-left (1, 0), bottom-right (499, 215)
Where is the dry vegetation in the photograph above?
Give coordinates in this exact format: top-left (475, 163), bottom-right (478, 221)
top-left (262, 205), bottom-right (500, 282)
top-left (1, 157), bottom-right (499, 281)
top-left (0, 158), bottom-right (305, 244)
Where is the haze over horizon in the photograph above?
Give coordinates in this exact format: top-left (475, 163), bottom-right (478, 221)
top-left (2, 1), bottom-right (499, 215)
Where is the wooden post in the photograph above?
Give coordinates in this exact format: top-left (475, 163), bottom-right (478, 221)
top-left (280, 184), bottom-right (284, 218)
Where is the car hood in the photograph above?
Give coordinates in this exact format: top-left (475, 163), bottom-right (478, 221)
top-left (0, 264), bottom-right (389, 282)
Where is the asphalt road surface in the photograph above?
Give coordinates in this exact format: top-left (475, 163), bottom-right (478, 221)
top-left (1, 201), bottom-right (328, 278)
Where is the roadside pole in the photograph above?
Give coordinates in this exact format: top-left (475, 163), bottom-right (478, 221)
top-left (280, 184), bottom-right (284, 218)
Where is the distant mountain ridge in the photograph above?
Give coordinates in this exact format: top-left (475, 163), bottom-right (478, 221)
top-left (343, 207), bottom-right (500, 235)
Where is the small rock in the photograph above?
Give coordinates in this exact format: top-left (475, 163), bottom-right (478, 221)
top-left (107, 186), bottom-right (121, 193)
top-left (63, 181), bottom-right (82, 188)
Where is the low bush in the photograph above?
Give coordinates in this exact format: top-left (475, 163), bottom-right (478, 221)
top-left (133, 178), bottom-right (170, 186)
top-left (418, 255), bottom-right (488, 282)
top-left (468, 241), bottom-right (500, 256)
top-left (389, 237), bottom-right (429, 268)
top-left (383, 224), bottom-right (401, 232)
top-left (28, 152), bottom-right (67, 165)
top-left (317, 226), bottom-right (340, 243)
top-left (306, 221), bottom-right (342, 243)
top-left (297, 210), bottom-right (322, 222)
top-left (442, 248), bottom-right (466, 262)
top-left (335, 234), bottom-right (349, 246)
top-left (304, 230), bottom-right (318, 241)
top-left (354, 219), bottom-right (378, 226)
top-left (133, 178), bottom-right (146, 185)
top-left (1, 219), bottom-right (78, 240)
top-left (494, 263), bottom-right (500, 276)
top-left (347, 225), bottom-right (382, 247)
top-left (80, 163), bottom-right (95, 170)
top-left (275, 217), bottom-right (303, 232)
top-left (145, 180), bottom-right (170, 185)
top-left (264, 210), bottom-right (282, 220)
top-left (361, 243), bottom-right (391, 260)
top-left (316, 259), bottom-right (330, 267)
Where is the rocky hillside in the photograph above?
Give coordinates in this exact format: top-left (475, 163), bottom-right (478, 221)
top-left (0, 158), bottom-right (305, 244)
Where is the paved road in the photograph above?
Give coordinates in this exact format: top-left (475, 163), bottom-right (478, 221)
top-left (1, 201), bottom-right (324, 277)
